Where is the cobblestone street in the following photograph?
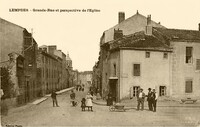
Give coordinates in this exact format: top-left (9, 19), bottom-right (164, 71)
top-left (1, 88), bottom-right (200, 126)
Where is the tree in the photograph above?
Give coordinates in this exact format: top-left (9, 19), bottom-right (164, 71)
top-left (0, 67), bottom-right (14, 99)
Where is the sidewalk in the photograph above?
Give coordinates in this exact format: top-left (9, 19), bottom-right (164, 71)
top-left (92, 97), bottom-right (200, 108)
top-left (32, 87), bottom-right (74, 105)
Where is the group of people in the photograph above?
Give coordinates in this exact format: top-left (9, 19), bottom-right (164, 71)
top-left (76, 85), bottom-right (84, 92)
top-left (137, 88), bottom-right (158, 112)
top-left (70, 90), bottom-right (93, 111)
top-left (51, 90), bottom-right (94, 112)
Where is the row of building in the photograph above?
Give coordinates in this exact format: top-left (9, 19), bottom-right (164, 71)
top-left (0, 18), bottom-right (76, 105)
top-left (92, 11), bottom-right (200, 102)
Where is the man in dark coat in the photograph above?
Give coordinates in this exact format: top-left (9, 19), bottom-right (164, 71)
top-left (51, 90), bottom-right (59, 107)
top-left (136, 88), bottom-right (145, 111)
top-left (152, 89), bottom-right (158, 112)
top-left (147, 88), bottom-right (153, 111)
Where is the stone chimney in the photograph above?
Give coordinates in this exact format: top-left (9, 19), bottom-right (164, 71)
top-left (199, 23), bottom-right (200, 31)
top-left (147, 15), bottom-right (151, 25)
top-left (118, 12), bottom-right (125, 24)
top-left (48, 45), bottom-right (57, 55)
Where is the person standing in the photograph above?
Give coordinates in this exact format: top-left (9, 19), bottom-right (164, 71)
top-left (51, 90), bottom-right (59, 107)
top-left (147, 88), bottom-right (153, 111)
top-left (152, 89), bottom-right (158, 112)
top-left (70, 90), bottom-right (76, 106)
top-left (136, 88), bottom-right (145, 111)
top-left (86, 92), bottom-right (93, 111)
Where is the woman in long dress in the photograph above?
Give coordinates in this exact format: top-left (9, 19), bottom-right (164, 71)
top-left (86, 92), bottom-right (93, 111)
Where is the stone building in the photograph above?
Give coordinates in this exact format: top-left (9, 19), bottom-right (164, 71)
top-left (37, 45), bottom-right (70, 95)
top-left (95, 11), bottom-right (200, 102)
top-left (0, 18), bottom-right (38, 104)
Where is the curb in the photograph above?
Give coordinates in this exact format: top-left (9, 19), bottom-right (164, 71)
top-left (92, 100), bottom-right (107, 106)
top-left (93, 101), bottom-right (200, 108)
top-left (46, 87), bottom-right (75, 97)
top-left (33, 87), bottom-right (75, 105)
top-left (32, 97), bottom-right (48, 105)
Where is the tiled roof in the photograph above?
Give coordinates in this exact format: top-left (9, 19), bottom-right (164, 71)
top-left (108, 31), bottom-right (172, 52)
top-left (153, 27), bottom-right (200, 42)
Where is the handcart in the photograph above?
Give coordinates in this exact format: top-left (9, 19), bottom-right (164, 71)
top-left (109, 104), bottom-right (125, 112)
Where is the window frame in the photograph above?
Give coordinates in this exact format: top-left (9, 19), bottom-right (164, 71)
top-left (196, 59), bottom-right (200, 70)
top-left (133, 63), bottom-right (141, 76)
top-left (185, 79), bottom-right (193, 93)
top-left (163, 52), bottom-right (168, 59)
top-left (186, 47), bottom-right (193, 64)
top-left (145, 51), bottom-right (150, 58)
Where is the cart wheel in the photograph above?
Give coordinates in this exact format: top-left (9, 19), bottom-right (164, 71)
top-left (109, 105), bottom-right (115, 112)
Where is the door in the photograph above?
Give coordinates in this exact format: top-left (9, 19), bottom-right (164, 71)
top-left (25, 81), bottom-right (30, 103)
top-left (109, 79), bottom-right (118, 102)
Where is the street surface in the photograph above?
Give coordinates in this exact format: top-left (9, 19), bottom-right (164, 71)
top-left (1, 88), bottom-right (200, 126)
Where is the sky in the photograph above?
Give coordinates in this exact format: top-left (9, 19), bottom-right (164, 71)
top-left (0, 0), bottom-right (200, 71)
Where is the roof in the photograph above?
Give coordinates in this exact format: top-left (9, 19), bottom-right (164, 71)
top-left (153, 27), bottom-right (200, 42)
top-left (107, 31), bottom-right (172, 52)
top-left (0, 17), bottom-right (24, 29)
top-left (103, 11), bottom-right (165, 43)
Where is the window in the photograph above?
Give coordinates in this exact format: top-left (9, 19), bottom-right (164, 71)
top-left (186, 47), bottom-right (193, 63)
top-left (133, 86), bottom-right (140, 97)
top-left (163, 52), bottom-right (168, 59)
top-left (159, 86), bottom-right (166, 96)
top-left (196, 59), bottom-right (200, 70)
top-left (113, 64), bottom-right (116, 76)
top-left (145, 52), bottom-right (150, 58)
top-left (133, 64), bottom-right (140, 76)
top-left (185, 80), bottom-right (193, 93)
top-left (105, 73), bottom-right (107, 84)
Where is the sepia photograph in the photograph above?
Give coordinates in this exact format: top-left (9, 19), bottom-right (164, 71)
top-left (0, 0), bottom-right (200, 126)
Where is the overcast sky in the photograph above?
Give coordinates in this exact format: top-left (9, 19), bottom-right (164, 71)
top-left (0, 0), bottom-right (200, 71)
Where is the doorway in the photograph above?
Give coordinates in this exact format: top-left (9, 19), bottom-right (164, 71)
top-left (25, 81), bottom-right (30, 103)
top-left (109, 79), bottom-right (118, 102)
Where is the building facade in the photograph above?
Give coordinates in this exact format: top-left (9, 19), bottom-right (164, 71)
top-left (95, 11), bottom-right (200, 102)
top-left (37, 45), bottom-right (70, 95)
top-left (0, 18), bottom-right (38, 104)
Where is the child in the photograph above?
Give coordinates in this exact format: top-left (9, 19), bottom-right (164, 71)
top-left (81, 98), bottom-right (86, 111)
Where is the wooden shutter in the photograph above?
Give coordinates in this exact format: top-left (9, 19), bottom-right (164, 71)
top-left (185, 80), bottom-right (192, 93)
top-left (196, 59), bottom-right (200, 70)
top-left (134, 64), bottom-right (140, 76)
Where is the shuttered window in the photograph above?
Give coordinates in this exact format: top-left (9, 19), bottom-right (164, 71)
top-left (196, 59), bottom-right (200, 70)
top-left (133, 64), bottom-right (140, 76)
top-left (185, 80), bottom-right (193, 93)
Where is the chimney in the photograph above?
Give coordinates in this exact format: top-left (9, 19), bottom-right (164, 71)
top-left (146, 26), bottom-right (152, 35)
top-left (147, 15), bottom-right (151, 25)
top-left (199, 23), bottom-right (200, 31)
top-left (118, 12), bottom-right (125, 24)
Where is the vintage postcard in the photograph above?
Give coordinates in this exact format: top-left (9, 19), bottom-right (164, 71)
top-left (1, 0), bottom-right (200, 126)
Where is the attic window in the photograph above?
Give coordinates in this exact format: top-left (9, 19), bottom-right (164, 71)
top-left (145, 52), bottom-right (150, 58)
top-left (163, 52), bottom-right (168, 59)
